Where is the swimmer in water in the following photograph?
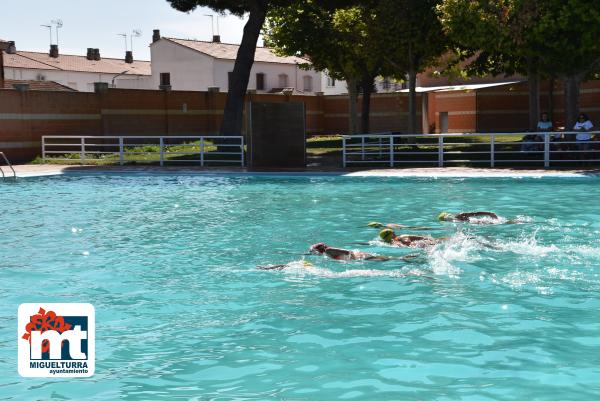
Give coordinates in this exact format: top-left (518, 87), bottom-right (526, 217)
top-left (257, 260), bottom-right (313, 271)
top-left (437, 211), bottom-right (519, 224)
top-left (379, 228), bottom-right (447, 248)
top-left (309, 243), bottom-right (390, 261)
top-left (367, 222), bottom-right (432, 230)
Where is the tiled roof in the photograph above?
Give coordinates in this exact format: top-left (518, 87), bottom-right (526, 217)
top-left (164, 38), bottom-right (309, 65)
top-left (4, 51), bottom-right (151, 75)
top-left (2, 79), bottom-right (77, 91)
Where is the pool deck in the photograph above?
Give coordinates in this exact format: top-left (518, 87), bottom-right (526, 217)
top-left (8, 164), bottom-right (600, 178)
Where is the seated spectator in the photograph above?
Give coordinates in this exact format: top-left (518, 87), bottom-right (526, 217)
top-left (574, 113), bottom-right (594, 154)
top-left (522, 112), bottom-right (554, 151)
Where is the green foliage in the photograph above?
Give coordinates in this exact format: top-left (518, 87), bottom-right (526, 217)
top-left (264, 2), bottom-right (384, 82)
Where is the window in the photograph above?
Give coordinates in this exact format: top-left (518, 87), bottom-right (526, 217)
top-left (160, 72), bottom-right (171, 87)
top-left (256, 73), bottom-right (265, 91)
top-left (303, 75), bottom-right (313, 92)
top-left (228, 72), bottom-right (233, 89)
top-left (327, 76), bottom-right (336, 87)
top-left (382, 78), bottom-right (391, 91)
top-left (278, 73), bottom-right (288, 88)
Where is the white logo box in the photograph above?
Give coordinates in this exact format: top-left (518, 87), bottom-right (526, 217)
top-left (18, 303), bottom-right (95, 378)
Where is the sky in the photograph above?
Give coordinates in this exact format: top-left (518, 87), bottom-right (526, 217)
top-left (1, 0), bottom-right (253, 60)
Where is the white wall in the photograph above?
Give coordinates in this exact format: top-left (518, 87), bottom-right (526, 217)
top-left (151, 39), bottom-right (323, 93)
top-left (5, 67), bottom-right (151, 92)
top-left (150, 40), bottom-right (215, 91)
top-left (322, 71), bottom-right (348, 95)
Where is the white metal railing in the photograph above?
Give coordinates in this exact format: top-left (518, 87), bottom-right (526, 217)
top-left (42, 135), bottom-right (245, 166)
top-left (342, 131), bottom-right (600, 168)
top-left (0, 151), bottom-right (16, 179)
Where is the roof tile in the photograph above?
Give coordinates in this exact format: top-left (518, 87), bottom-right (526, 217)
top-left (4, 51), bottom-right (151, 75)
top-left (165, 38), bottom-right (309, 65)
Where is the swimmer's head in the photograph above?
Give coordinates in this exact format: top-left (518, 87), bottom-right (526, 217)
top-left (302, 261), bottom-right (313, 268)
top-left (438, 212), bottom-right (452, 221)
top-left (379, 228), bottom-right (395, 243)
top-left (368, 222), bottom-right (384, 228)
top-left (309, 243), bottom-right (327, 254)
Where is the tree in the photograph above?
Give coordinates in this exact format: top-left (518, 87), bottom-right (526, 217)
top-left (439, 0), bottom-right (600, 130)
top-left (529, 0), bottom-right (600, 128)
top-left (438, 0), bottom-right (548, 131)
top-left (265, 2), bottom-right (386, 134)
top-left (379, 0), bottom-right (449, 134)
top-left (167, 0), bottom-right (352, 136)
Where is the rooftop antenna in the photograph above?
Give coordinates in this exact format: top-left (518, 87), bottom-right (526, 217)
top-left (41, 24), bottom-right (52, 46)
top-left (131, 29), bottom-right (142, 53)
top-left (118, 33), bottom-right (128, 51)
top-left (51, 19), bottom-right (63, 47)
top-left (204, 14), bottom-right (214, 37)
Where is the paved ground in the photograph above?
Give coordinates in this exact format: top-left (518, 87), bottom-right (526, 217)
top-left (6, 164), bottom-right (600, 178)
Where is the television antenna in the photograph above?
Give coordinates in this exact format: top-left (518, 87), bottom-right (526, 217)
top-left (51, 19), bottom-right (63, 46)
top-left (118, 33), bottom-right (128, 51)
top-left (41, 24), bottom-right (52, 46)
top-left (204, 14), bottom-right (220, 37)
top-left (131, 29), bottom-right (142, 53)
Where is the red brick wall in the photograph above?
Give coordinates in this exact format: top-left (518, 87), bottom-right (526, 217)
top-left (322, 92), bottom-right (423, 134)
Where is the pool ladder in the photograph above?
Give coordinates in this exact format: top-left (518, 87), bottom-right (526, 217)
top-left (0, 152), bottom-right (16, 180)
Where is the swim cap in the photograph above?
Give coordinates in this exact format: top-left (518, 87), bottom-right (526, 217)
top-left (379, 228), bottom-right (395, 243)
top-left (368, 222), bottom-right (384, 228)
top-left (438, 212), bottom-right (451, 221)
top-left (309, 243), bottom-right (327, 254)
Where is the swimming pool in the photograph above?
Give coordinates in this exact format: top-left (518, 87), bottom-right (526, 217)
top-left (2, 174), bottom-right (600, 400)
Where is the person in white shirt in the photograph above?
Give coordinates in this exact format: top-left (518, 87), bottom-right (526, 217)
top-left (573, 113), bottom-right (594, 153)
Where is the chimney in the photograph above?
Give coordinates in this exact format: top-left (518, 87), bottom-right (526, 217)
top-left (93, 48), bottom-right (100, 61)
top-left (152, 29), bottom-right (161, 43)
top-left (86, 48), bottom-right (94, 60)
top-left (212, 35), bottom-right (221, 43)
top-left (6, 41), bottom-right (16, 54)
top-left (49, 44), bottom-right (59, 58)
top-left (125, 50), bottom-right (134, 64)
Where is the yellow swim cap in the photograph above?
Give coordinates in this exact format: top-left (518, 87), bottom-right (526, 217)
top-left (438, 212), bottom-right (451, 221)
top-left (379, 228), bottom-right (395, 243)
top-left (302, 261), bottom-right (313, 268)
top-left (368, 222), bottom-right (384, 228)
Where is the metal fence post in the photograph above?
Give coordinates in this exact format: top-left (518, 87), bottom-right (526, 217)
top-left (438, 135), bottom-right (444, 167)
top-left (42, 136), bottom-right (46, 163)
top-left (200, 137), bottom-right (205, 167)
top-left (119, 137), bottom-right (124, 165)
top-left (80, 137), bottom-right (85, 164)
top-left (490, 134), bottom-right (495, 167)
top-left (240, 137), bottom-right (245, 167)
top-left (389, 136), bottom-right (394, 167)
top-left (159, 137), bottom-right (164, 167)
top-left (342, 137), bottom-right (347, 168)
top-left (361, 136), bottom-right (365, 161)
top-left (544, 133), bottom-right (550, 167)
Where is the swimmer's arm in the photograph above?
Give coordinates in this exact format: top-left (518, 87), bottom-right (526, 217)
top-left (257, 264), bottom-right (287, 271)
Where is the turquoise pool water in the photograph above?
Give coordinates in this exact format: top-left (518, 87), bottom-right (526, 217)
top-left (2, 174), bottom-right (600, 400)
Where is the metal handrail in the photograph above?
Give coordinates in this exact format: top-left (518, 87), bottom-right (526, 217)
top-left (0, 152), bottom-right (16, 179)
top-left (42, 135), bottom-right (245, 167)
top-left (342, 131), bottom-right (600, 168)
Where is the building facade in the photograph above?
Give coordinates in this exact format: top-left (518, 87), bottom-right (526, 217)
top-left (2, 42), bottom-right (151, 92)
top-left (149, 34), bottom-right (322, 93)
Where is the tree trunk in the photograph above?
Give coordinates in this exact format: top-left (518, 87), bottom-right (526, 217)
top-left (347, 77), bottom-right (359, 134)
top-left (527, 61), bottom-right (540, 131)
top-left (408, 66), bottom-right (417, 134)
top-left (219, 5), bottom-right (267, 136)
top-left (563, 75), bottom-right (581, 130)
top-left (548, 76), bottom-right (555, 121)
top-left (360, 75), bottom-right (375, 134)
top-left (407, 42), bottom-right (417, 134)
